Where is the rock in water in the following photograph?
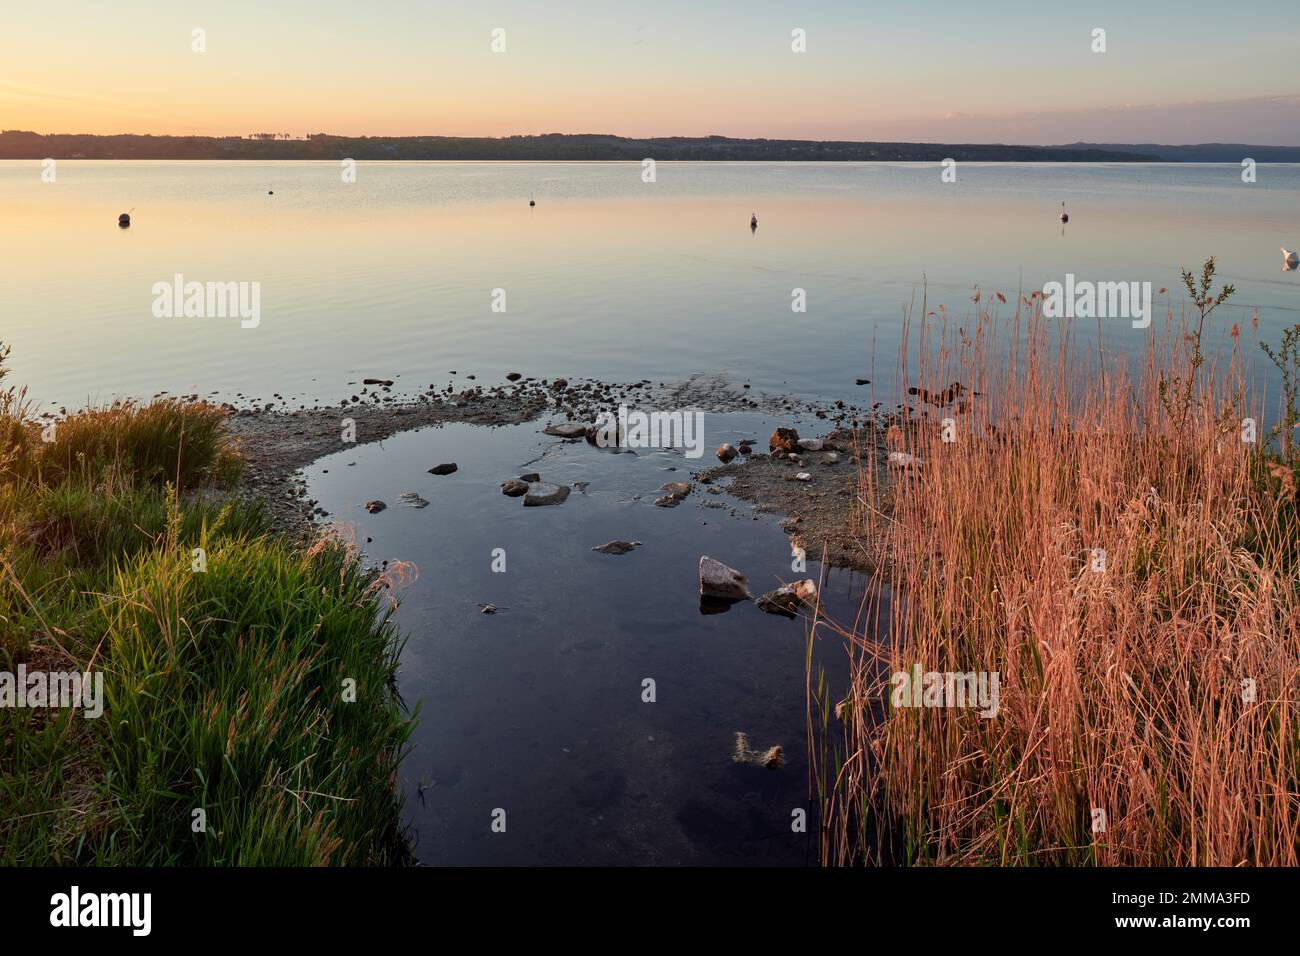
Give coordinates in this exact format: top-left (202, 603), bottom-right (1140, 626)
top-left (398, 492), bottom-right (430, 509)
top-left (756, 588), bottom-right (799, 617)
top-left (699, 556), bottom-right (749, 600)
top-left (592, 540), bottom-right (641, 555)
top-left (660, 481), bottom-right (691, 498)
top-left (756, 579), bottom-right (817, 616)
top-left (501, 479), bottom-right (529, 497)
top-left (792, 579), bottom-right (818, 603)
top-left (519, 472), bottom-right (541, 483)
top-left (654, 494), bottom-right (683, 508)
top-left (506, 372), bottom-right (522, 381)
top-left (716, 442), bottom-right (738, 462)
top-left (769, 427), bottom-right (800, 454)
top-left (543, 422), bottom-right (587, 439)
top-left (523, 482), bottom-right (571, 507)
top-left (428, 463), bottom-right (458, 475)
top-left (798, 438), bottom-right (823, 451)
top-left (363, 500), bottom-right (387, 514)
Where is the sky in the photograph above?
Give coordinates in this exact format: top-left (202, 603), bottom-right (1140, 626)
top-left (2, 0), bottom-right (1298, 145)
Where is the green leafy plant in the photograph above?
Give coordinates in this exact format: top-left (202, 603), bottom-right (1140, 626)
top-left (1261, 323), bottom-right (1300, 459)
top-left (1158, 256), bottom-right (1236, 425)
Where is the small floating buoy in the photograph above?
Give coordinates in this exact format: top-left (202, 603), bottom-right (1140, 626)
top-left (1059, 201), bottom-right (1069, 224)
top-left (750, 213), bottom-right (758, 230)
top-left (118, 213), bottom-right (131, 227)
top-left (529, 192), bottom-right (535, 207)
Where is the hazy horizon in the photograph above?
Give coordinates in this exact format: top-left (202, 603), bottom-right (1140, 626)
top-left (8, 124), bottom-right (1300, 150)
top-left (4, 1), bottom-right (1298, 146)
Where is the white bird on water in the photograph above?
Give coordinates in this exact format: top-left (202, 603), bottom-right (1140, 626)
top-left (1283, 247), bottom-right (1299, 270)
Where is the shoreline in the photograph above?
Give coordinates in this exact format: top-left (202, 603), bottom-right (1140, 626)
top-left (224, 373), bottom-right (881, 565)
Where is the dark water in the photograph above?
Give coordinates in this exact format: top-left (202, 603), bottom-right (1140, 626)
top-left (304, 410), bottom-right (873, 864)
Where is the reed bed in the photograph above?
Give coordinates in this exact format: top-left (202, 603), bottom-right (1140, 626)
top-left (818, 289), bottom-right (1300, 866)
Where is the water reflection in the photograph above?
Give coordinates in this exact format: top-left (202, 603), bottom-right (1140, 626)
top-left (3, 161), bottom-right (1296, 410)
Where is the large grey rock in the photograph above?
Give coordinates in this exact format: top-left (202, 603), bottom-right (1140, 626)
top-left (699, 556), bottom-right (750, 600)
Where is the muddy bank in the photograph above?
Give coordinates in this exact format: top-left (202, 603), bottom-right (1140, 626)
top-left (696, 426), bottom-right (891, 573)
top-left (225, 392), bottom-right (548, 533)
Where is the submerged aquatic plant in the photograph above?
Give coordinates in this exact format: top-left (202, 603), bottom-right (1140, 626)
top-left (733, 732), bottom-right (784, 769)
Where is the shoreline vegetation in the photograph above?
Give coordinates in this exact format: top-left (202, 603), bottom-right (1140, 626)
top-left (0, 348), bottom-right (414, 865)
top-left (0, 131), bottom-right (1161, 163)
top-left (4, 257), bottom-right (1298, 866)
top-left (813, 263), bottom-right (1300, 866)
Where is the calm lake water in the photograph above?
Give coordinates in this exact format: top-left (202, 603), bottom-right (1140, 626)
top-left (303, 410), bottom-right (871, 865)
top-left (3, 161), bottom-right (1298, 410)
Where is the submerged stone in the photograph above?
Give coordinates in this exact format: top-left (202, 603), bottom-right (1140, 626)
top-left (523, 482), bottom-right (571, 507)
top-left (543, 422), bottom-right (587, 439)
top-left (592, 540), bottom-right (641, 555)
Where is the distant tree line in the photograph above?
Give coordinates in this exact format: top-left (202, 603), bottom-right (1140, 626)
top-left (0, 131), bottom-right (1159, 162)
